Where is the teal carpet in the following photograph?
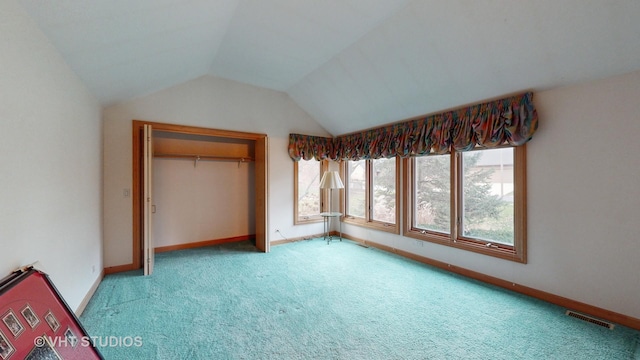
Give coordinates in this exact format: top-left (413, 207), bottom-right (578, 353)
top-left (80, 239), bottom-right (640, 359)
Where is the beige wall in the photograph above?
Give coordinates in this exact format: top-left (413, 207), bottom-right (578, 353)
top-left (103, 75), bottom-right (329, 267)
top-left (0, 0), bottom-right (103, 312)
top-left (153, 159), bottom-right (255, 248)
top-left (344, 70), bottom-right (640, 320)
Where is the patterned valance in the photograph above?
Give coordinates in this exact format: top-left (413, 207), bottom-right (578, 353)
top-left (288, 133), bottom-right (335, 161)
top-left (289, 92), bottom-right (538, 161)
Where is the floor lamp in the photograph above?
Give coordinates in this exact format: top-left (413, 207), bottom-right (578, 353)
top-left (319, 171), bottom-right (344, 243)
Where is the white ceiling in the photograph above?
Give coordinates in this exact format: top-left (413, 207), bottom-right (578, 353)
top-left (18, 0), bottom-right (640, 135)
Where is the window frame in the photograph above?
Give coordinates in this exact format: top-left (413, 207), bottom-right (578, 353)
top-left (343, 157), bottom-right (401, 234)
top-left (404, 145), bottom-right (527, 263)
top-left (293, 159), bottom-right (328, 224)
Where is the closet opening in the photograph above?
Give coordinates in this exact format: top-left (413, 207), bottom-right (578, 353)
top-left (131, 121), bottom-right (269, 275)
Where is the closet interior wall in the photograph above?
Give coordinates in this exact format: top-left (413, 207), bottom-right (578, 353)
top-left (152, 130), bottom-right (256, 251)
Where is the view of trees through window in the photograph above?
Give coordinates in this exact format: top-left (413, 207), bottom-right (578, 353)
top-left (414, 154), bottom-right (451, 234)
top-left (371, 158), bottom-right (396, 223)
top-left (413, 148), bottom-right (515, 244)
top-left (296, 145), bottom-right (516, 249)
top-left (461, 148), bottom-right (514, 244)
top-left (346, 158), bottom-right (396, 224)
top-left (346, 160), bottom-right (366, 218)
top-left (295, 144), bottom-right (522, 259)
top-left (297, 159), bottom-right (321, 218)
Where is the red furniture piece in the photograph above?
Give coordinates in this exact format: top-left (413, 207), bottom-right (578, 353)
top-left (0, 268), bottom-right (103, 359)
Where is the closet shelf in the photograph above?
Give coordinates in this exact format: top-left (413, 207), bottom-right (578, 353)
top-left (154, 153), bottom-right (255, 163)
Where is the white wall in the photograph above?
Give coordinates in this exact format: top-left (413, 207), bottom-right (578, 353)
top-left (103, 75), bottom-right (329, 266)
top-left (153, 159), bottom-right (254, 247)
top-left (343, 70), bottom-right (640, 320)
top-left (0, 1), bottom-right (102, 311)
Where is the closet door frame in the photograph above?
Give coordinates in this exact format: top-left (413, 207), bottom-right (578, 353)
top-left (131, 120), bottom-right (269, 271)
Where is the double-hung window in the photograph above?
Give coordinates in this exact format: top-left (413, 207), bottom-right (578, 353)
top-left (405, 146), bottom-right (527, 262)
top-left (344, 157), bottom-right (400, 234)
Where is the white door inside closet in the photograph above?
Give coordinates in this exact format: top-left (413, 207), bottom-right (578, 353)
top-left (143, 124), bottom-right (155, 275)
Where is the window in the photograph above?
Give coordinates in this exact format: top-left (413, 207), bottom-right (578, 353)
top-left (346, 160), bottom-right (366, 218)
top-left (371, 157), bottom-right (397, 224)
top-left (405, 146), bottom-right (527, 262)
top-left (412, 154), bottom-right (451, 236)
top-left (294, 159), bottom-right (327, 224)
top-left (344, 157), bottom-right (400, 233)
top-left (460, 148), bottom-right (514, 245)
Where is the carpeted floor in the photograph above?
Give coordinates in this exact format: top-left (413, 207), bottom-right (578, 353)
top-left (80, 239), bottom-right (640, 359)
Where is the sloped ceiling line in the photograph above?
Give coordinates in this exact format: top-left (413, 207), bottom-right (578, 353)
top-left (16, 0), bottom-right (640, 135)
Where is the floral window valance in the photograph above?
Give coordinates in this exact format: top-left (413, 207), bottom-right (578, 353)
top-left (288, 92), bottom-right (538, 161)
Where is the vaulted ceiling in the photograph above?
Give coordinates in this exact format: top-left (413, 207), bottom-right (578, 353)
top-left (19, 0), bottom-right (640, 135)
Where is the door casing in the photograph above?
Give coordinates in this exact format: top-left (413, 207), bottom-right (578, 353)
top-left (131, 120), bottom-right (269, 271)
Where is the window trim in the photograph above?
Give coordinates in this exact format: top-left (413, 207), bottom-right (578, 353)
top-left (343, 157), bottom-right (401, 234)
top-left (404, 145), bottom-right (527, 263)
top-left (293, 159), bottom-right (328, 224)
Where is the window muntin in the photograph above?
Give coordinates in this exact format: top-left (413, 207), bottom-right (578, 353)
top-left (294, 159), bottom-right (325, 224)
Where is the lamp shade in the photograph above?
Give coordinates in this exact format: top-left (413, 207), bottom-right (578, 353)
top-left (319, 171), bottom-right (344, 189)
